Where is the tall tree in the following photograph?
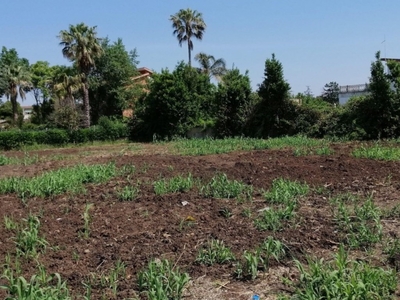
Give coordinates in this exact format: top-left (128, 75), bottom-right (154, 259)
top-left (0, 47), bottom-right (31, 125)
top-left (58, 23), bottom-right (103, 127)
top-left (170, 8), bottom-right (206, 66)
top-left (30, 61), bottom-right (53, 106)
top-left (246, 54), bottom-right (293, 137)
top-left (214, 68), bottom-right (253, 137)
top-left (129, 62), bottom-right (214, 141)
top-left (322, 81), bottom-right (340, 104)
top-left (195, 52), bottom-right (227, 81)
top-left (89, 38), bottom-right (140, 123)
top-left (367, 51), bottom-right (397, 138)
top-left (0, 65), bottom-right (31, 124)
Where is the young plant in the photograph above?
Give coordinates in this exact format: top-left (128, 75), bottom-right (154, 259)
top-left (258, 236), bottom-right (286, 271)
top-left (333, 196), bottom-right (382, 249)
top-left (235, 250), bottom-right (259, 281)
top-left (109, 259), bottom-right (126, 296)
top-left (254, 200), bottom-right (297, 231)
top-left (352, 144), bottom-right (400, 161)
top-left (117, 185), bottom-right (140, 201)
top-left (4, 216), bottom-right (18, 230)
top-left (383, 238), bottom-right (400, 270)
top-left (264, 178), bottom-right (309, 205)
top-left (14, 214), bottom-right (48, 258)
top-left (293, 245), bottom-right (397, 299)
top-left (196, 239), bottom-right (235, 265)
top-left (138, 259), bottom-right (190, 300)
top-left (1, 264), bottom-right (70, 299)
top-left (0, 163), bottom-right (116, 199)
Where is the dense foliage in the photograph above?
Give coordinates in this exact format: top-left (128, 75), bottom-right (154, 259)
top-left (129, 62), bottom-right (215, 141)
top-left (2, 14), bottom-right (400, 148)
top-left (0, 117), bottom-right (127, 150)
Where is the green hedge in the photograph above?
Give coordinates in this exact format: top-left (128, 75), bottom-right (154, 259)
top-left (0, 120), bottom-right (128, 150)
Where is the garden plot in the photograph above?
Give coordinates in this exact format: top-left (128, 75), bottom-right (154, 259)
top-left (0, 138), bottom-right (399, 299)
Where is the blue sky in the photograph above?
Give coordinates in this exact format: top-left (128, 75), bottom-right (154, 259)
top-left (1, 1), bottom-right (399, 105)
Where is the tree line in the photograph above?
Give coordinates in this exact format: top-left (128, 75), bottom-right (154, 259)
top-left (1, 8), bottom-right (400, 143)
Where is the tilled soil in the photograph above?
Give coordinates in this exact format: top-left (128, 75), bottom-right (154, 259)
top-left (0, 143), bottom-right (399, 299)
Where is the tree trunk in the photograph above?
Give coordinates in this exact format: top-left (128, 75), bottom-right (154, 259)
top-left (82, 80), bottom-right (91, 128)
top-left (10, 93), bottom-right (19, 126)
top-left (188, 39), bottom-right (191, 67)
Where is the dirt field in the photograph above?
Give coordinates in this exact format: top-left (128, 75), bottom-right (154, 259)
top-left (0, 141), bottom-right (399, 299)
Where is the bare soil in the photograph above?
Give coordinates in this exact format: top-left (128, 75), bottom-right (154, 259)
top-left (0, 142), bottom-right (399, 299)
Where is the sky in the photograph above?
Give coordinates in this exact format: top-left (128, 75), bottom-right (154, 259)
top-left (1, 0), bottom-right (399, 105)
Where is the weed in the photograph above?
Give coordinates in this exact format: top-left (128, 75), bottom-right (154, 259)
top-left (4, 216), bottom-right (18, 230)
top-left (196, 239), bottom-right (235, 265)
top-left (72, 251), bottom-right (80, 263)
top-left (382, 203), bottom-right (400, 219)
top-left (82, 203), bottom-right (94, 239)
top-left (241, 208), bottom-right (252, 218)
top-left (138, 259), bottom-right (190, 300)
top-left (119, 164), bottom-right (136, 175)
top-left (178, 217), bottom-right (196, 232)
top-left (219, 207), bottom-right (232, 219)
top-left (383, 238), bottom-right (400, 270)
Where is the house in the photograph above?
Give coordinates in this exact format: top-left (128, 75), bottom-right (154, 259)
top-left (21, 106), bottom-right (33, 120)
top-left (339, 58), bottom-right (400, 105)
top-left (338, 84), bottom-right (369, 105)
top-left (122, 67), bottom-right (153, 118)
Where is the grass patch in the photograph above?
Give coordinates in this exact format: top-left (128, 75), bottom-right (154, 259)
top-left (1, 256), bottom-right (70, 299)
top-left (264, 178), bottom-right (309, 204)
top-left (235, 237), bottom-right (287, 280)
top-left (254, 202), bottom-right (296, 231)
top-left (153, 174), bottom-right (195, 195)
top-left (138, 259), bottom-right (190, 300)
top-left (196, 239), bottom-right (235, 266)
top-left (5, 214), bottom-right (48, 259)
top-left (173, 136), bottom-right (328, 156)
top-left (292, 245), bottom-right (397, 299)
top-left (200, 173), bottom-right (253, 200)
top-left (0, 163), bottom-right (116, 199)
top-left (332, 195), bottom-right (382, 249)
top-left (352, 144), bottom-right (400, 160)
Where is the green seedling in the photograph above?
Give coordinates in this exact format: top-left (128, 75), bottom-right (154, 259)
top-left (153, 173), bottom-right (194, 195)
top-left (196, 239), bottom-right (235, 265)
top-left (200, 173), bottom-right (253, 200)
top-left (138, 259), bottom-right (190, 300)
top-left (293, 245), bottom-right (397, 299)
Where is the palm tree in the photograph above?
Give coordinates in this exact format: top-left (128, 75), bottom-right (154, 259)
top-left (170, 8), bottom-right (206, 67)
top-left (0, 64), bottom-right (31, 124)
top-left (53, 73), bottom-right (83, 109)
top-left (195, 52), bottom-right (227, 81)
top-left (58, 23), bottom-right (103, 127)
